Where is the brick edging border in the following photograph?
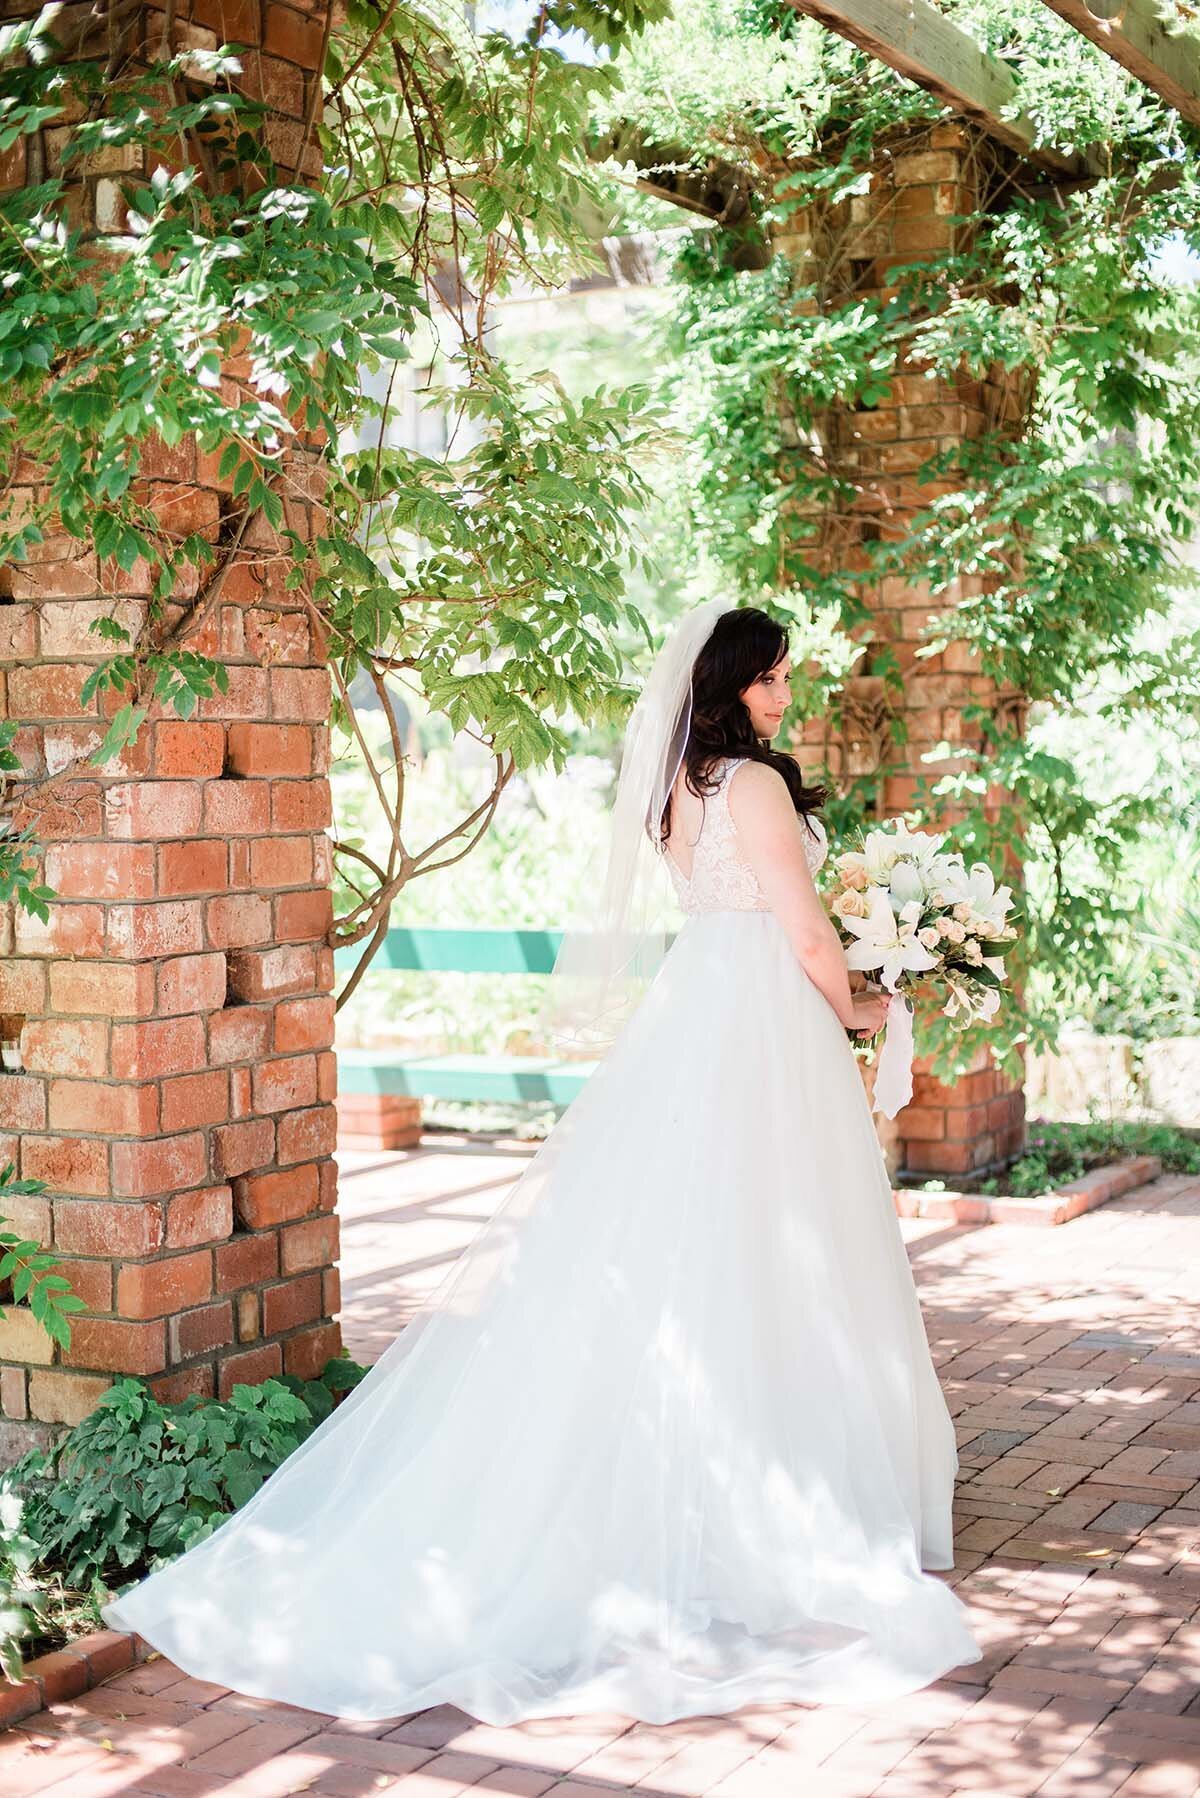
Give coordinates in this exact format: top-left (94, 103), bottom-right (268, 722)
top-left (0, 1626), bottom-right (151, 1729)
top-left (892, 1153), bottom-right (1162, 1227)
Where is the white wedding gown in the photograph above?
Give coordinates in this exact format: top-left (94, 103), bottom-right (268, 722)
top-left (102, 753), bottom-right (982, 1723)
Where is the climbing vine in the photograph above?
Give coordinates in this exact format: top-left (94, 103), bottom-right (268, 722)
top-left (0, 0), bottom-right (668, 995)
top-left (598, 0), bottom-right (1200, 1081)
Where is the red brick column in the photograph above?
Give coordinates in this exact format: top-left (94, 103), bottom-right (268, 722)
top-left (779, 124), bottom-right (1028, 1181)
top-left (0, 1), bottom-right (339, 1454)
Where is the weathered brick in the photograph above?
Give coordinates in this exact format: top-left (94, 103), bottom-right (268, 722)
top-left (226, 944), bottom-right (317, 1001)
top-left (158, 839), bottom-right (229, 896)
top-left (252, 1053), bottom-right (317, 1114)
top-left (48, 1079), bottom-right (157, 1136)
top-left (116, 1250), bottom-right (213, 1320)
top-left (49, 960), bottom-right (155, 1017)
top-left (233, 1163), bottom-right (320, 1229)
top-left (274, 887), bottom-right (332, 943)
top-left (215, 1229), bottom-right (279, 1294)
top-left (270, 666), bottom-right (331, 720)
top-left (282, 1320), bottom-right (340, 1379)
top-left (209, 1004), bottom-right (271, 1066)
top-left (211, 1115), bottom-right (275, 1179)
top-left (53, 1198), bottom-right (164, 1257)
top-left (169, 1299), bottom-right (234, 1362)
top-left (64, 1316), bottom-right (167, 1376)
top-left (22, 1135), bottom-right (110, 1197)
top-left (0, 959), bottom-right (47, 1012)
top-left (161, 1069), bottom-right (229, 1130)
top-left (37, 598), bottom-right (144, 657)
top-left (49, 1254), bottom-right (113, 1311)
top-left (150, 1362), bottom-right (216, 1404)
top-left (105, 781), bottom-right (202, 839)
top-left (261, 1270), bottom-right (322, 1335)
top-left (28, 1369), bottom-right (112, 1425)
top-left (0, 1308), bottom-right (56, 1366)
top-left (8, 662), bottom-right (98, 719)
top-left (279, 1211), bottom-right (338, 1275)
top-left (273, 995), bottom-right (334, 1053)
top-left (206, 892), bottom-right (273, 949)
top-left (164, 1183), bottom-right (233, 1248)
top-left (20, 1017), bottom-right (107, 1079)
top-left (276, 1103), bottom-right (337, 1165)
top-left (217, 1340), bottom-right (282, 1398)
top-left (154, 719), bottom-right (225, 777)
top-left (110, 1131), bottom-right (208, 1198)
top-left (0, 1366), bottom-right (28, 1420)
top-left (158, 951), bottom-right (228, 1016)
top-left (249, 834), bottom-right (312, 889)
top-left (235, 1288), bottom-right (260, 1341)
top-left (226, 723), bottom-right (313, 778)
top-left (15, 901), bottom-right (105, 959)
top-left (0, 1075), bottom-right (47, 1131)
top-left (111, 1014), bottom-right (207, 1080)
top-left (43, 841), bottom-right (155, 899)
top-left (271, 777), bottom-right (331, 832)
top-left (203, 779), bottom-right (271, 835)
top-left (107, 898), bottom-right (204, 959)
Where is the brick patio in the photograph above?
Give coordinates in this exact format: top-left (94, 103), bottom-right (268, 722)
top-left (3, 1143), bottom-right (1200, 1796)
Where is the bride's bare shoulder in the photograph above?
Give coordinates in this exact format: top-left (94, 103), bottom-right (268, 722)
top-left (724, 758), bottom-right (794, 823)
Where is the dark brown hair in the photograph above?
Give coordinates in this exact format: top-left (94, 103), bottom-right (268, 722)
top-left (659, 606), bottom-right (826, 845)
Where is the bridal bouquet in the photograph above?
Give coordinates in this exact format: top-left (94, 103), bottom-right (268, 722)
top-left (826, 821), bottom-right (1020, 1119)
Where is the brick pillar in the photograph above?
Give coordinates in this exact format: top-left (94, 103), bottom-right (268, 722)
top-left (0, 2), bottom-right (340, 1455)
top-left (780, 123), bottom-right (1028, 1182)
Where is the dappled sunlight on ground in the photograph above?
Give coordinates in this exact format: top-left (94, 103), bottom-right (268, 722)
top-left (5, 1152), bottom-right (1200, 1795)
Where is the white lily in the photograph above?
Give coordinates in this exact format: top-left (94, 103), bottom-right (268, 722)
top-left (940, 860), bottom-right (1013, 933)
top-left (841, 888), bottom-right (941, 991)
top-left (888, 858), bottom-right (927, 907)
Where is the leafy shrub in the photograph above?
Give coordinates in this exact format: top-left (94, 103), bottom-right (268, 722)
top-left (0, 1164), bottom-right (86, 1349)
top-left (973, 1118), bottom-right (1200, 1197)
top-left (0, 1490), bottom-right (55, 1682)
top-left (0, 1356), bottom-right (369, 1649)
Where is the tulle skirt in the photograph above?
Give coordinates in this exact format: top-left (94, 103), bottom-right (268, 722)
top-left (102, 907), bottom-right (983, 1724)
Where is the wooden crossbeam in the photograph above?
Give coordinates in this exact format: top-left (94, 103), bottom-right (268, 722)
top-left (784, 0), bottom-right (1089, 176)
top-left (1039, 0), bottom-right (1200, 130)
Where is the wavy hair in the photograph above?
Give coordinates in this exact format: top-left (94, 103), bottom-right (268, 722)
top-left (659, 606), bottom-right (826, 845)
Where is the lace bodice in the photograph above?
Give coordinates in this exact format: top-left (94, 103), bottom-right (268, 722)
top-left (663, 754), bottom-right (828, 917)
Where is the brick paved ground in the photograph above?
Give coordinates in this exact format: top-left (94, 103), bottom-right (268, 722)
top-left (4, 1143), bottom-right (1200, 1796)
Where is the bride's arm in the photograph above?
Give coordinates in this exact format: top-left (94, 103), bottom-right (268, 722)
top-left (727, 761), bottom-right (858, 1028)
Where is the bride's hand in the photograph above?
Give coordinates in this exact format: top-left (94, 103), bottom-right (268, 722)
top-left (846, 990), bottom-right (890, 1036)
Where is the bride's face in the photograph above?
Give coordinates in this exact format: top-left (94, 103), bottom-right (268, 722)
top-left (739, 653), bottom-right (793, 741)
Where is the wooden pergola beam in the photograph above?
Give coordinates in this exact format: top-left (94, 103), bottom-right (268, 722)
top-left (784, 0), bottom-right (1090, 177)
top-left (1039, 0), bottom-right (1200, 130)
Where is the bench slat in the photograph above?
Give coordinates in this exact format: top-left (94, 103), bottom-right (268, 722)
top-left (337, 1048), bottom-right (598, 1104)
top-left (334, 927), bottom-right (565, 975)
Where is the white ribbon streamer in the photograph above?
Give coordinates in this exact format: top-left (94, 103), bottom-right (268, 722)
top-left (870, 984), bottom-right (914, 1119)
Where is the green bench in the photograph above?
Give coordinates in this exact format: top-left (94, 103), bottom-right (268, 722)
top-left (334, 926), bottom-right (601, 1109)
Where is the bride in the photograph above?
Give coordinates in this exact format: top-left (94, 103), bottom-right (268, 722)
top-left (101, 599), bottom-right (983, 1725)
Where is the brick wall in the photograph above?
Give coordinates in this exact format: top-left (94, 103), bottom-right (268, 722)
top-left (778, 123), bottom-right (1028, 1181)
top-left (0, 1), bottom-right (340, 1454)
